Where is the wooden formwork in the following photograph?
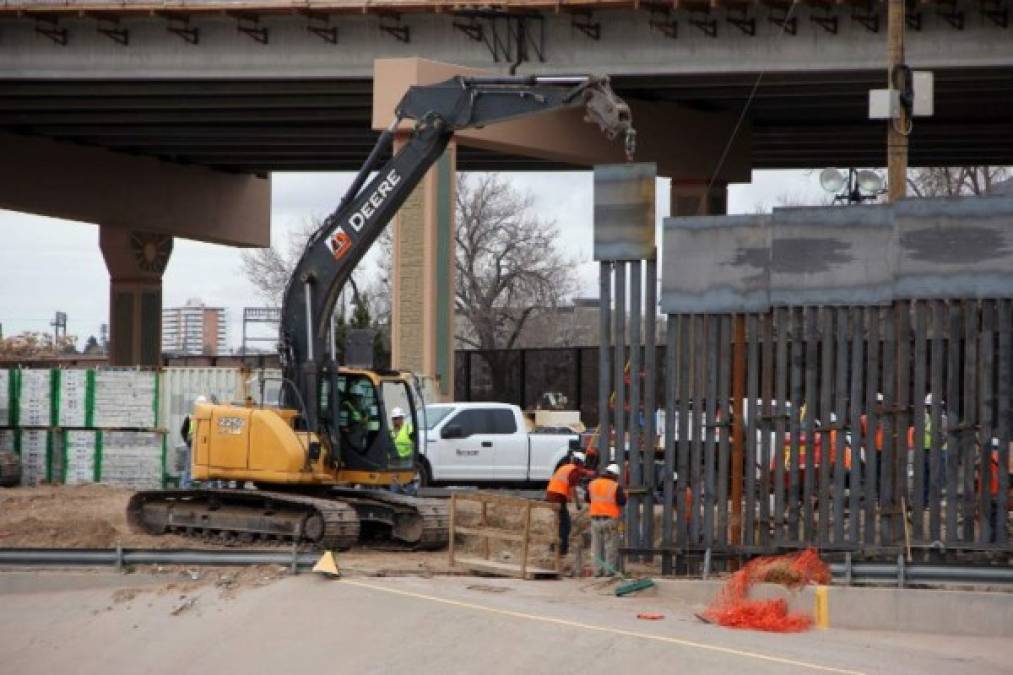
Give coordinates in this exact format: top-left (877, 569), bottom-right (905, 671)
top-left (448, 492), bottom-right (561, 580)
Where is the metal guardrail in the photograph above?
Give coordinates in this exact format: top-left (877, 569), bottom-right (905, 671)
top-left (0, 548), bottom-right (320, 572)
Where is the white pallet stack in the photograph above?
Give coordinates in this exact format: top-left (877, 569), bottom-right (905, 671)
top-left (0, 370), bottom-right (10, 427)
top-left (94, 371), bottom-right (157, 429)
top-left (19, 429), bottom-right (49, 486)
top-left (100, 431), bottom-right (162, 489)
top-left (63, 430), bottom-right (98, 485)
top-left (58, 369), bottom-right (89, 428)
top-left (18, 370), bottom-right (51, 428)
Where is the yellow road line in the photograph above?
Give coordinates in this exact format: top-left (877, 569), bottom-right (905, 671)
top-left (339, 579), bottom-right (864, 675)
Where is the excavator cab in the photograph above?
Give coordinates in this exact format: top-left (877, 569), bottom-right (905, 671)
top-left (320, 367), bottom-right (419, 482)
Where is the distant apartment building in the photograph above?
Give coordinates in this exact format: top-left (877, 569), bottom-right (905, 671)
top-left (162, 298), bottom-right (227, 355)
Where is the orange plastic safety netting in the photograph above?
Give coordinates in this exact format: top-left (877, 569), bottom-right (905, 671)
top-left (704, 549), bottom-right (830, 633)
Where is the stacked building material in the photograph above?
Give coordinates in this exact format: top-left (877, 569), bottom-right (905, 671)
top-left (62, 430), bottom-right (99, 485)
top-left (18, 429), bottom-right (51, 486)
top-left (17, 369), bottom-right (53, 428)
top-left (57, 369), bottom-right (91, 428)
top-left (93, 370), bottom-right (158, 429)
top-left (98, 431), bottom-right (164, 489)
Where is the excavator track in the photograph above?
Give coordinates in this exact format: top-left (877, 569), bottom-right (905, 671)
top-left (127, 489), bottom-right (361, 550)
top-left (331, 489), bottom-right (449, 550)
top-left (127, 488), bottom-right (449, 550)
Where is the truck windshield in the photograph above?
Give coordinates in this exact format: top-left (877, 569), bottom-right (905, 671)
top-left (422, 405), bottom-right (455, 430)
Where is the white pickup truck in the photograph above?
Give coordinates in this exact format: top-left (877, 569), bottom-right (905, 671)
top-left (418, 402), bottom-right (579, 486)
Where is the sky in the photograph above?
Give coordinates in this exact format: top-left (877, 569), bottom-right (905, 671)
top-left (0, 169), bottom-right (827, 351)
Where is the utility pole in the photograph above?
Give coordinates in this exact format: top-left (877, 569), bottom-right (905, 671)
top-left (887, 0), bottom-right (908, 202)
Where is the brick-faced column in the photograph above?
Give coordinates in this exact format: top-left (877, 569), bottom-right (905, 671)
top-left (390, 141), bottom-right (456, 401)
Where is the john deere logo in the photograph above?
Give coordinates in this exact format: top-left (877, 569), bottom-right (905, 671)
top-left (327, 227), bottom-right (352, 260)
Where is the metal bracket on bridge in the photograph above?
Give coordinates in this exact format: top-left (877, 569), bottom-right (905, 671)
top-left (809, 6), bottom-right (838, 34)
top-left (451, 10), bottom-right (544, 65)
top-left (570, 9), bottom-right (601, 40)
top-left (726, 7), bottom-right (756, 36)
top-left (689, 9), bottom-right (718, 36)
top-left (379, 13), bottom-right (411, 43)
top-left (648, 7), bottom-right (678, 38)
top-left (32, 15), bottom-right (68, 46)
top-left (232, 13), bottom-right (269, 44)
top-left (93, 15), bottom-right (129, 46)
top-left (767, 4), bottom-right (797, 35)
top-left (850, 1), bottom-right (880, 33)
top-left (935, 0), bottom-right (965, 29)
top-left (161, 13), bottom-right (199, 45)
top-left (303, 12), bottom-right (338, 44)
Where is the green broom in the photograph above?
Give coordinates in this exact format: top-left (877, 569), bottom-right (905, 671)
top-left (592, 554), bottom-right (656, 596)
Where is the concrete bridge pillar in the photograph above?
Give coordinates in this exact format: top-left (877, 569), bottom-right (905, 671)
top-left (99, 227), bottom-right (173, 366)
top-left (390, 141), bottom-right (457, 401)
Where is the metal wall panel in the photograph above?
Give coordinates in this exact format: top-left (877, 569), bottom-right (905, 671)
top-left (661, 214), bottom-right (770, 314)
top-left (895, 196), bottom-right (1013, 299)
top-left (769, 205), bottom-right (894, 307)
top-left (593, 163), bottom-right (657, 261)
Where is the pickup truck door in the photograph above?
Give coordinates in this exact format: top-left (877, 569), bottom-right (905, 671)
top-left (438, 409), bottom-right (497, 481)
top-left (488, 408), bottom-right (528, 481)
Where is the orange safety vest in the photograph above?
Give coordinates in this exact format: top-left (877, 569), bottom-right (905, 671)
top-left (547, 464), bottom-right (577, 499)
top-left (588, 478), bottom-right (621, 519)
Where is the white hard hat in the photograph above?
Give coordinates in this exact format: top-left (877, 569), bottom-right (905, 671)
top-left (876, 393), bottom-right (885, 403)
top-left (391, 407), bottom-right (405, 419)
top-left (195, 395), bottom-right (208, 405)
top-left (924, 393), bottom-right (934, 406)
top-left (605, 463), bottom-right (620, 477)
top-left (572, 451), bottom-right (586, 464)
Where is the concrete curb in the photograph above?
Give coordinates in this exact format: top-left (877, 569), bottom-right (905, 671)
top-left (651, 578), bottom-right (1013, 637)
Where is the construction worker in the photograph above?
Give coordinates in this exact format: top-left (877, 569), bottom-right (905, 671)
top-left (589, 463), bottom-right (627, 577)
top-left (389, 407), bottom-right (414, 466)
top-left (178, 395), bottom-right (207, 489)
top-left (545, 451), bottom-right (595, 556)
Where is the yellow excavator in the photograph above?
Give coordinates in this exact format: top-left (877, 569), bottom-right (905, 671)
top-left (127, 73), bottom-right (635, 550)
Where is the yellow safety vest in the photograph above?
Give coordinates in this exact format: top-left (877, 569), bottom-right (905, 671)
top-left (392, 422), bottom-right (413, 458)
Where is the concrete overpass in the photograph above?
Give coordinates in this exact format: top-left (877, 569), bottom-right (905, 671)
top-left (2, 0), bottom-right (1011, 383)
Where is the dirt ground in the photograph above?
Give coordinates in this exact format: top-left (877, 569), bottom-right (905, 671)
top-left (0, 484), bottom-right (661, 581)
top-left (0, 484), bottom-right (573, 576)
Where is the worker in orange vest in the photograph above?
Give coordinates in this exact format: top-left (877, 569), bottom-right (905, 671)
top-left (588, 463), bottom-right (627, 576)
top-left (545, 452), bottom-right (595, 556)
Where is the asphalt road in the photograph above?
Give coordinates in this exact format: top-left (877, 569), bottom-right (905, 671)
top-left (0, 571), bottom-right (1010, 675)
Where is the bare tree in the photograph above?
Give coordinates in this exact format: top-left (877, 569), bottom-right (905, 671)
top-left (455, 174), bottom-right (579, 395)
top-left (907, 166), bottom-right (1010, 198)
top-left (0, 332), bottom-right (78, 359)
top-left (240, 220), bottom-right (317, 305)
top-left (455, 174), bottom-right (578, 350)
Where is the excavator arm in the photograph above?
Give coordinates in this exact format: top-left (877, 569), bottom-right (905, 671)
top-left (279, 74), bottom-right (635, 437)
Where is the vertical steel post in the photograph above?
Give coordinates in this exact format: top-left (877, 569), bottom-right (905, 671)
top-left (628, 260), bottom-right (643, 553)
top-left (598, 262), bottom-right (612, 470)
top-left (613, 263), bottom-right (627, 571)
top-left (643, 258), bottom-right (658, 562)
top-left (731, 315), bottom-right (746, 546)
top-left (614, 263), bottom-right (627, 469)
